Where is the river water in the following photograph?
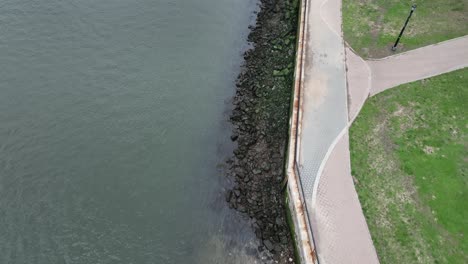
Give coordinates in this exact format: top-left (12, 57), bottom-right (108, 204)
top-left (0, 0), bottom-right (262, 263)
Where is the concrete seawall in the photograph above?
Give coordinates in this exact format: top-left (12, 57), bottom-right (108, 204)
top-left (284, 0), bottom-right (318, 262)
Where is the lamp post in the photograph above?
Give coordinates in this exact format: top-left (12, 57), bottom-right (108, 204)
top-left (392, 4), bottom-right (417, 51)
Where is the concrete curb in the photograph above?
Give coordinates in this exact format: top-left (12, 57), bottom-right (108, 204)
top-left (285, 0), bottom-right (318, 262)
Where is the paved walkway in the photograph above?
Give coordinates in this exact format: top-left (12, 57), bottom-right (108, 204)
top-left (296, 0), bottom-right (379, 263)
top-left (348, 35), bottom-right (468, 120)
top-left (294, 0), bottom-right (468, 263)
top-left (369, 36), bottom-right (468, 96)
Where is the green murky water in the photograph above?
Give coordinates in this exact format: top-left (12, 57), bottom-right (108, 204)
top-left (0, 0), bottom-right (261, 263)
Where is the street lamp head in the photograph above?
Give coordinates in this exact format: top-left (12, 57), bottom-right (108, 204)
top-left (411, 4), bottom-right (417, 11)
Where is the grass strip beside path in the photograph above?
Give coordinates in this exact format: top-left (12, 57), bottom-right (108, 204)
top-left (343, 0), bottom-right (468, 58)
top-left (349, 68), bottom-right (468, 263)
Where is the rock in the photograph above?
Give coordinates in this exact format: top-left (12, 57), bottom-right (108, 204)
top-left (238, 205), bottom-right (246, 213)
top-left (275, 217), bottom-right (283, 226)
top-left (237, 171), bottom-right (246, 179)
top-left (253, 222), bottom-right (260, 229)
top-left (255, 229), bottom-right (262, 239)
top-left (274, 244), bottom-right (282, 252)
top-left (263, 239), bottom-right (274, 251)
top-left (252, 169), bottom-right (262, 175)
top-left (225, 190), bottom-right (233, 203)
top-left (230, 133), bottom-right (239, 141)
top-left (280, 235), bottom-right (288, 245)
top-left (231, 199), bottom-right (237, 209)
top-left (272, 68), bottom-right (290, 76)
top-left (261, 161), bottom-right (271, 171)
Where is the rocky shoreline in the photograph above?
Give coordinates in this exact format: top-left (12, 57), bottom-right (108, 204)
top-left (225, 0), bottom-right (299, 263)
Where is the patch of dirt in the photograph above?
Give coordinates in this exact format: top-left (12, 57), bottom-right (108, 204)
top-left (391, 103), bottom-right (418, 136)
top-left (423, 145), bottom-right (438, 155)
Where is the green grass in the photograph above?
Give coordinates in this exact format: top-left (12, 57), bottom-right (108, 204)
top-left (343, 0), bottom-right (468, 58)
top-left (349, 68), bottom-right (468, 263)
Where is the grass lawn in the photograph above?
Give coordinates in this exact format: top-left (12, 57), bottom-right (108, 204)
top-left (349, 68), bottom-right (468, 263)
top-left (343, 0), bottom-right (468, 58)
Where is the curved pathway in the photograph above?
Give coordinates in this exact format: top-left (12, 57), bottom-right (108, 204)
top-left (294, 0), bottom-right (468, 262)
top-left (368, 35), bottom-right (468, 95)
